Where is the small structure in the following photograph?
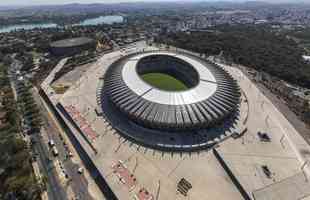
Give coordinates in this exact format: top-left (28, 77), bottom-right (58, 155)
top-left (177, 178), bottom-right (192, 196)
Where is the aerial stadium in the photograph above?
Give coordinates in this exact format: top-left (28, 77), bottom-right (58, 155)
top-left (101, 51), bottom-right (241, 151)
top-left (41, 41), bottom-right (310, 200)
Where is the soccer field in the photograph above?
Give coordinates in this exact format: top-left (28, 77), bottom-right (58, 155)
top-left (141, 73), bottom-right (188, 91)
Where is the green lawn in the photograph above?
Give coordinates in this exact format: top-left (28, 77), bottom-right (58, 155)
top-left (141, 73), bottom-right (188, 91)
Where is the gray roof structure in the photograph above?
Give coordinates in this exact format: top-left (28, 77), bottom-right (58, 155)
top-left (103, 51), bottom-right (240, 131)
top-left (50, 37), bottom-right (95, 48)
top-left (50, 37), bottom-right (96, 56)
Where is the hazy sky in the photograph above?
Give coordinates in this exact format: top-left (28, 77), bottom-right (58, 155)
top-left (0, 0), bottom-right (302, 6)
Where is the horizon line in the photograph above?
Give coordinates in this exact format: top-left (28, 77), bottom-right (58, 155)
top-left (0, 0), bottom-right (308, 7)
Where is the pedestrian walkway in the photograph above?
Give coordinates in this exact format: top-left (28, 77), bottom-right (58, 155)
top-left (65, 105), bottom-right (98, 141)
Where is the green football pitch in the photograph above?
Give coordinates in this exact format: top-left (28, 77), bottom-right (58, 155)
top-left (141, 73), bottom-right (188, 91)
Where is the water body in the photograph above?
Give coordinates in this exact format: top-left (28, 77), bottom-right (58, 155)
top-left (78, 15), bottom-right (124, 26)
top-left (0, 15), bottom-right (124, 33)
top-left (0, 23), bottom-right (57, 33)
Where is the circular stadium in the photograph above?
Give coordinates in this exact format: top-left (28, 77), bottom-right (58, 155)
top-left (50, 37), bottom-right (96, 56)
top-left (101, 51), bottom-right (241, 151)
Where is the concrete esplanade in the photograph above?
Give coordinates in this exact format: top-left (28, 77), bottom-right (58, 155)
top-left (39, 42), bottom-right (310, 199)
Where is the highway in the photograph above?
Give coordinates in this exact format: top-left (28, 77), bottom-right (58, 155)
top-left (32, 87), bottom-right (94, 200)
top-left (32, 133), bottom-right (68, 200)
top-left (8, 58), bottom-right (67, 200)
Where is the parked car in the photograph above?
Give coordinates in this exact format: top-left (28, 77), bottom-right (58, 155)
top-left (48, 139), bottom-right (55, 147)
top-left (78, 167), bottom-right (84, 174)
top-left (52, 146), bottom-right (59, 157)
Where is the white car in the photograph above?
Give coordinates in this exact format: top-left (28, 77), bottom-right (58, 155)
top-left (52, 146), bottom-right (59, 157)
top-left (78, 167), bottom-right (84, 174)
top-left (48, 139), bottom-right (55, 147)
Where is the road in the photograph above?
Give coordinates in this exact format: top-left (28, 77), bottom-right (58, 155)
top-left (32, 133), bottom-right (68, 200)
top-left (32, 87), bottom-right (94, 200)
top-left (8, 58), bottom-right (67, 200)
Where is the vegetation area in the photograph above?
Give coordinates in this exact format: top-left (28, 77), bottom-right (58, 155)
top-left (288, 28), bottom-right (310, 42)
top-left (0, 63), bottom-right (41, 199)
top-left (17, 82), bottom-right (42, 133)
top-left (141, 73), bottom-right (188, 91)
top-left (286, 27), bottom-right (310, 54)
top-left (155, 25), bottom-right (310, 88)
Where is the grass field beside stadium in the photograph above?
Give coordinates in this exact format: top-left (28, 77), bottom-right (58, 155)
top-left (141, 73), bottom-right (188, 91)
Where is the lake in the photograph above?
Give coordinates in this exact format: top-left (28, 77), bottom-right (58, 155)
top-left (0, 23), bottom-right (57, 33)
top-left (77, 15), bottom-right (124, 26)
top-left (0, 15), bottom-right (124, 33)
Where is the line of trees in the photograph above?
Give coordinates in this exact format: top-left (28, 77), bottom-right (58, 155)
top-left (0, 63), bottom-right (41, 200)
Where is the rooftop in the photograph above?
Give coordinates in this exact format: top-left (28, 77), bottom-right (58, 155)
top-left (50, 37), bottom-right (95, 48)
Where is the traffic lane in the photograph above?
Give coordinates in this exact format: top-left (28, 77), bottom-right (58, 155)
top-left (33, 90), bottom-right (94, 199)
top-left (32, 138), bottom-right (59, 200)
top-left (33, 90), bottom-right (68, 161)
top-left (50, 129), bottom-right (94, 200)
top-left (31, 88), bottom-right (75, 199)
top-left (47, 120), bottom-right (94, 200)
top-left (33, 134), bottom-right (68, 200)
top-left (33, 89), bottom-right (71, 160)
top-left (41, 107), bottom-right (93, 198)
top-left (64, 161), bottom-right (94, 200)
top-left (44, 124), bottom-right (95, 200)
top-left (8, 63), bottom-right (66, 200)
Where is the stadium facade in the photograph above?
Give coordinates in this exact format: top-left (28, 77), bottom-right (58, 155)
top-left (102, 51), bottom-right (241, 151)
